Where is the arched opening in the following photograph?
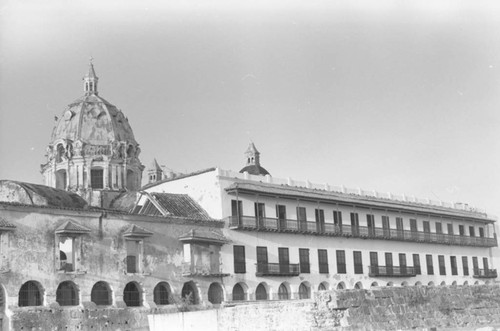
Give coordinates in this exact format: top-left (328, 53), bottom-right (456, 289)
top-left (463, 281), bottom-right (469, 286)
top-left (56, 281), bottom-right (79, 306)
top-left (123, 282), bottom-right (142, 307)
top-left (354, 282), bottom-right (363, 290)
top-left (232, 283), bottom-right (247, 301)
top-left (181, 281), bottom-right (199, 305)
top-left (428, 281), bottom-right (435, 287)
top-left (91, 167), bottom-right (104, 189)
top-left (370, 282), bottom-right (378, 288)
top-left (440, 281), bottom-right (446, 286)
top-left (474, 281), bottom-right (480, 285)
top-left (18, 281), bottom-right (43, 307)
top-left (91, 281), bottom-right (112, 306)
top-left (208, 282), bottom-right (224, 304)
top-left (255, 283), bottom-right (268, 301)
top-left (126, 170), bottom-right (137, 190)
top-left (336, 282), bottom-right (345, 290)
top-left (299, 282), bottom-right (311, 299)
top-left (415, 281), bottom-right (422, 287)
top-left (318, 282), bottom-right (329, 291)
top-left (127, 145), bottom-right (135, 158)
top-left (452, 281), bottom-right (457, 287)
top-left (386, 282), bottom-right (394, 287)
top-left (278, 283), bottom-right (289, 300)
top-left (56, 144), bottom-right (65, 163)
top-left (153, 282), bottom-right (172, 305)
top-left (401, 281), bottom-right (409, 287)
top-left (55, 169), bottom-right (67, 190)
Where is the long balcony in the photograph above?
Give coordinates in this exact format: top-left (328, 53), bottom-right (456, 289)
top-left (369, 265), bottom-right (417, 277)
top-left (227, 216), bottom-right (497, 247)
top-left (473, 269), bottom-right (498, 279)
top-left (255, 263), bottom-right (300, 277)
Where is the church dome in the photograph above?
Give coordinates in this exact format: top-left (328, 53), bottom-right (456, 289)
top-left (239, 142), bottom-right (271, 176)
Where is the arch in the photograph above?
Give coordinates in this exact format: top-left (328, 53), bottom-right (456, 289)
top-left (19, 281), bottom-right (43, 307)
top-left (56, 144), bottom-right (65, 163)
top-left (232, 283), bottom-right (247, 301)
top-left (123, 282), bottom-right (142, 307)
top-left (386, 282), bottom-right (394, 287)
top-left (428, 281), bottom-right (435, 287)
top-left (354, 282), bottom-right (363, 290)
top-left (208, 282), bottom-right (224, 304)
top-left (56, 281), bottom-right (79, 306)
top-left (318, 282), bottom-right (329, 291)
top-left (126, 170), bottom-right (137, 190)
top-left (278, 283), bottom-right (290, 300)
top-left (298, 282), bottom-right (311, 299)
top-left (401, 281), bottom-right (409, 287)
top-left (127, 145), bottom-right (135, 158)
top-left (255, 283), bottom-right (268, 301)
top-left (336, 282), bottom-right (346, 290)
top-left (440, 281), bottom-right (446, 286)
top-left (55, 169), bottom-right (67, 190)
top-left (91, 281), bottom-right (112, 306)
top-left (153, 282), bottom-right (172, 305)
top-left (415, 281), bottom-right (422, 287)
top-left (181, 281), bottom-right (199, 305)
top-left (451, 281), bottom-right (457, 287)
top-left (463, 281), bottom-right (469, 286)
top-left (370, 282), bottom-right (378, 288)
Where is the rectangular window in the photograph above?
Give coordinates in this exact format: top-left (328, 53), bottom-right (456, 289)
top-left (315, 209), bottom-right (325, 233)
top-left (459, 225), bottom-right (465, 236)
top-left (469, 226), bottom-right (475, 237)
top-left (333, 211), bottom-right (343, 227)
top-left (370, 252), bottom-right (379, 275)
top-left (382, 216), bottom-right (390, 237)
top-left (318, 249), bottom-right (329, 274)
top-left (450, 256), bottom-right (457, 275)
top-left (438, 255), bottom-right (446, 275)
top-left (336, 250), bottom-right (346, 274)
top-left (367, 214), bottom-right (375, 236)
top-left (479, 227), bottom-right (485, 238)
top-left (426, 254), bottom-right (434, 275)
top-left (276, 205), bottom-right (287, 230)
top-left (350, 213), bottom-right (359, 236)
top-left (126, 240), bottom-right (140, 273)
top-left (256, 246), bottom-right (268, 274)
top-left (447, 223), bottom-right (454, 235)
top-left (473, 257), bottom-right (479, 275)
top-left (423, 221), bottom-right (430, 240)
top-left (483, 257), bottom-right (489, 270)
top-left (410, 219), bottom-right (418, 239)
top-left (231, 200), bottom-right (243, 226)
top-left (462, 256), bottom-right (469, 276)
top-left (385, 253), bottom-right (393, 274)
top-left (436, 222), bottom-right (442, 234)
top-left (413, 254), bottom-right (421, 275)
top-left (59, 237), bottom-right (75, 272)
top-left (297, 207), bottom-right (307, 231)
top-left (91, 168), bottom-right (104, 189)
top-left (233, 245), bottom-right (246, 273)
top-left (278, 247), bottom-right (290, 274)
top-left (255, 202), bottom-right (265, 227)
top-left (299, 248), bottom-right (310, 273)
top-left (353, 251), bottom-right (363, 274)
top-left (399, 253), bottom-right (407, 275)
top-left (396, 217), bottom-right (404, 238)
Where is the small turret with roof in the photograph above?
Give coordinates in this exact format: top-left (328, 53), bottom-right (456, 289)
top-left (239, 142), bottom-right (270, 176)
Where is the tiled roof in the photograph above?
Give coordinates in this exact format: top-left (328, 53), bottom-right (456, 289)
top-left (109, 191), bottom-right (139, 212)
top-left (226, 181), bottom-right (494, 222)
top-left (140, 193), bottom-right (212, 220)
top-left (0, 217), bottom-right (16, 230)
top-left (55, 220), bottom-right (91, 234)
top-left (239, 164), bottom-right (270, 176)
top-left (123, 224), bottom-right (154, 238)
top-left (0, 180), bottom-right (88, 209)
top-left (178, 229), bottom-right (227, 244)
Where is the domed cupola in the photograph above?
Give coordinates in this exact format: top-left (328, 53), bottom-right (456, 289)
top-left (41, 60), bottom-right (144, 208)
top-left (239, 142), bottom-right (270, 176)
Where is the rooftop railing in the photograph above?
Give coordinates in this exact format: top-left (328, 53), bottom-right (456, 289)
top-left (227, 216), bottom-right (497, 247)
top-left (255, 263), bottom-right (300, 277)
top-left (369, 265), bottom-right (417, 277)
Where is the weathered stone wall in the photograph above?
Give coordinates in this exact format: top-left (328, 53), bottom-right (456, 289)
top-left (212, 284), bottom-right (500, 331)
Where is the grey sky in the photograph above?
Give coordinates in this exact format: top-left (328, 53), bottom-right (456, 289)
top-left (1, 0), bottom-right (499, 217)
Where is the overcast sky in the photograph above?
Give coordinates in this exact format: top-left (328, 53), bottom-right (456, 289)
top-left (1, 0), bottom-right (499, 218)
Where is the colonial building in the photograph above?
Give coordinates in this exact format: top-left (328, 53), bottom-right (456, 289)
top-left (142, 143), bottom-right (498, 301)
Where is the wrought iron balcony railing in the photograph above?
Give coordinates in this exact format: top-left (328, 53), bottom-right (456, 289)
top-left (369, 265), bottom-right (417, 277)
top-left (255, 263), bottom-right (300, 277)
top-left (227, 216), bottom-right (497, 248)
top-left (473, 269), bottom-right (498, 279)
